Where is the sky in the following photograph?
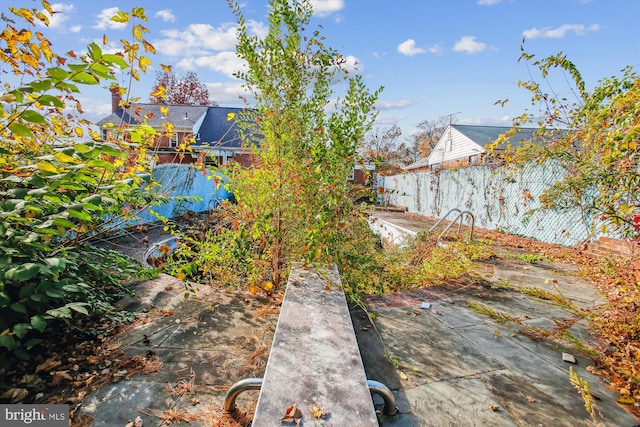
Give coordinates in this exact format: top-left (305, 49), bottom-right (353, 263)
top-left (3, 0), bottom-right (640, 140)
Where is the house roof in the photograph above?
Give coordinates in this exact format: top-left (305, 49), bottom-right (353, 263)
top-left (450, 124), bottom-right (539, 150)
top-left (403, 124), bottom-right (550, 171)
top-left (196, 106), bottom-right (247, 149)
top-left (96, 104), bottom-right (209, 131)
top-left (96, 104), bottom-right (258, 151)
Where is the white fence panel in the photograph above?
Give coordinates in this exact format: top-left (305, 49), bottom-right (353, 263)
top-left (383, 163), bottom-right (591, 247)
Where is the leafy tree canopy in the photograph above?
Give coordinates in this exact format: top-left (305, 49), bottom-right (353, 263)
top-left (150, 68), bottom-right (213, 106)
top-left (496, 46), bottom-right (639, 240)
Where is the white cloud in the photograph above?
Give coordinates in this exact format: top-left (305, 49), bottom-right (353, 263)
top-left (247, 19), bottom-right (269, 39)
top-left (338, 55), bottom-right (361, 74)
top-left (156, 23), bottom-right (237, 56)
top-left (397, 39), bottom-right (426, 56)
top-left (375, 113), bottom-right (406, 126)
top-left (42, 3), bottom-right (74, 29)
top-left (69, 25), bottom-right (82, 33)
top-left (93, 7), bottom-right (127, 30)
top-left (155, 20), bottom-right (266, 58)
top-left (206, 81), bottom-right (252, 105)
top-left (310, 0), bottom-right (345, 17)
top-left (453, 36), bottom-right (487, 53)
top-left (177, 51), bottom-right (247, 78)
top-left (523, 23), bottom-right (601, 39)
top-left (427, 43), bottom-right (444, 55)
top-left (478, 0), bottom-right (502, 5)
top-left (376, 100), bottom-right (413, 110)
top-left (155, 9), bottom-right (176, 23)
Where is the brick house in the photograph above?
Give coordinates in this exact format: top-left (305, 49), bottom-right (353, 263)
top-left (96, 89), bottom-right (253, 166)
top-left (97, 89), bottom-right (372, 185)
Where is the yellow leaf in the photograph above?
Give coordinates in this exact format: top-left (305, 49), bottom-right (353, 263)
top-left (262, 281), bottom-right (273, 291)
top-left (176, 272), bottom-right (186, 281)
top-left (249, 286), bottom-right (259, 295)
top-left (0, 94), bottom-right (17, 103)
top-left (40, 39), bottom-right (53, 62)
top-left (150, 85), bottom-right (166, 99)
top-left (226, 112), bottom-right (235, 121)
top-left (74, 127), bottom-right (84, 138)
top-left (310, 405), bottom-right (325, 419)
top-left (36, 161), bottom-right (59, 173)
top-left (629, 140), bottom-right (637, 150)
top-left (103, 34), bottom-right (108, 45)
top-left (29, 43), bottom-right (41, 59)
top-left (42, 1), bottom-right (54, 15)
top-left (142, 40), bottom-right (156, 54)
top-left (138, 56), bottom-right (151, 72)
top-left (161, 64), bottom-right (172, 72)
top-left (53, 151), bottom-right (74, 163)
top-left (617, 395), bottom-right (635, 405)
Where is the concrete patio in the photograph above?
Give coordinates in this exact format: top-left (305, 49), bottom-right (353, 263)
top-left (82, 212), bottom-right (639, 426)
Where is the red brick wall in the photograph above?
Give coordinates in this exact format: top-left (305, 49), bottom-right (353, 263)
top-left (233, 153), bottom-right (254, 167)
top-left (583, 236), bottom-right (639, 259)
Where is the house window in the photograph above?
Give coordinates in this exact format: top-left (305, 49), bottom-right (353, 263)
top-left (169, 132), bottom-right (179, 147)
top-left (469, 154), bottom-right (479, 163)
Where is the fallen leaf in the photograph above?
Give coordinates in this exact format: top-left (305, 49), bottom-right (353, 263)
top-left (280, 404), bottom-right (302, 424)
top-left (489, 404), bottom-right (500, 411)
top-left (35, 357), bottom-right (62, 374)
top-left (124, 416), bottom-right (143, 427)
top-left (526, 395), bottom-right (536, 403)
top-left (617, 395), bottom-right (635, 405)
top-left (310, 404), bottom-right (324, 419)
top-left (0, 388), bottom-right (28, 403)
top-left (399, 371), bottom-right (408, 380)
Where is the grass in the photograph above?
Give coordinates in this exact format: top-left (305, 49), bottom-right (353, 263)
top-left (505, 252), bottom-right (541, 263)
top-left (468, 301), bottom-right (522, 324)
top-left (518, 286), bottom-right (582, 314)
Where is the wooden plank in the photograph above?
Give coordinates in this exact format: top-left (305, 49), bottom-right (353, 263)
top-left (252, 264), bottom-right (378, 426)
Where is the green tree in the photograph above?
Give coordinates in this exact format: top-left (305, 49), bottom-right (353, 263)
top-left (497, 47), bottom-right (639, 240)
top-left (180, 0), bottom-right (382, 289)
top-left (0, 2), bottom-right (161, 369)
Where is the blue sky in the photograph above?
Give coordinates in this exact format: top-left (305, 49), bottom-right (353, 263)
top-left (4, 0), bottom-right (640, 139)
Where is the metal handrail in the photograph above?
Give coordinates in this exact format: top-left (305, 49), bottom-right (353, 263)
top-left (368, 379), bottom-right (398, 416)
top-left (224, 378), bottom-right (398, 417)
top-left (428, 208), bottom-right (461, 233)
top-left (436, 210), bottom-right (475, 245)
top-left (223, 378), bottom-right (263, 413)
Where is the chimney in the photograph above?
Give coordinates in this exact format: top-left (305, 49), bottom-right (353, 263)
top-left (110, 86), bottom-right (122, 113)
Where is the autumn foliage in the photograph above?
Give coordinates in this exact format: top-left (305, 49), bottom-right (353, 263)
top-left (0, 3), bottom-right (161, 370)
top-left (149, 69), bottom-right (212, 106)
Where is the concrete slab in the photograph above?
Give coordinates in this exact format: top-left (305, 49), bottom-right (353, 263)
top-left (370, 306), bottom-right (505, 384)
top-left (252, 265), bottom-right (378, 426)
top-left (77, 212), bottom-right (639, 426)
top-left (381, 377), bottom-right (519, 427)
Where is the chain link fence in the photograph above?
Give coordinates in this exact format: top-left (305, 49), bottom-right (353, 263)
top-left (383, 163), bottom-right (595, 247)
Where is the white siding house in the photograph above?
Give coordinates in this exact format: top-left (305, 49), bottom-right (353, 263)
top-left (404, 124), bottom-right (541, 171)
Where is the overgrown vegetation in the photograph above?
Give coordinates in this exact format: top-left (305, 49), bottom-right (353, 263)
top-left (0, 4), bottom-right (166, 371)
top-left (493, 45), bottom-right (639, 241)
top-left (169, 0), bottom-right (382, 291)
top-left (493, 46), bottom-right (640, 408)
